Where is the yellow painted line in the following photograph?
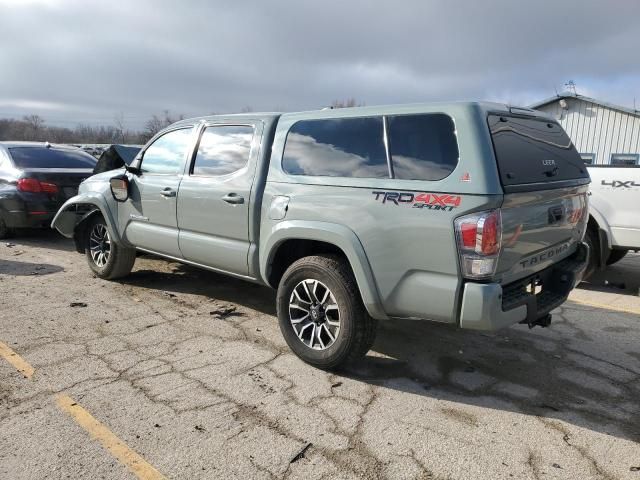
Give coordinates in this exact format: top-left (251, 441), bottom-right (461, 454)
top-left (55, 394), bottom-right (166, 480)
top-left (569, 297), bottom-right (640, 316)
top-left (0, 341), bottom-right (34, 378)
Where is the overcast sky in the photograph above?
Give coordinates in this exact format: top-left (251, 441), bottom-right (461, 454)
top-left (1, 0), bottom-right (639, 130)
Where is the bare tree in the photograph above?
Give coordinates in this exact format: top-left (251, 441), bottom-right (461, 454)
top-left (240, 106), bottom-right (254, 113)
top-left (144, 115), bottom-right (164, 139)
top-left (22, 114), bottom-right (45, 140)
top-left (113, 112), bottom-right (126, 143)
top-left (0, 110), bottom-right (183, 145)
top-left (23, 114), bottom-right (45, 130)
top-left (143, 110), bottom-right (184, 141)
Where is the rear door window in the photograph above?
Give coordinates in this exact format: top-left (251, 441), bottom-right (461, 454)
top-left (8, 147), bottom-right (96, 169)
top-left (387, 113), bottom-right (459, 180)
top-left (282, 117), bottom-right (388, 178)
top-left (488, 115), bottom-right (589, 187)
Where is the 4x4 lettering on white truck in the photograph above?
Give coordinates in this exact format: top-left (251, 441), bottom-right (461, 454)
top-left (601, 179), bottom-right (640, 188)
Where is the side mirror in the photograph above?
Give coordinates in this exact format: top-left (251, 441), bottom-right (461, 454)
top-left (109, 175), bottom-right (129, 202)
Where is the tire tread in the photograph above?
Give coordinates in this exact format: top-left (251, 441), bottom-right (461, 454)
top-left (85, 215), bottom-right (135, 280)
top-left (107, 245), bottom-right (137, 279)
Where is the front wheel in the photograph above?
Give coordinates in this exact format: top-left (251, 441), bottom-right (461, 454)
top-left (85, 215), bottom-right (136, 279)
top-left (276, 254), bottom-right (377, 370)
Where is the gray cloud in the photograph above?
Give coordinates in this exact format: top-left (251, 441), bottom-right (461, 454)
top-left (1, 0), bottom-right (639, 129)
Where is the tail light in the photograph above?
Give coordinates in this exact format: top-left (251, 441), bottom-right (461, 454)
top-left (17, 178), bottom-right (59, 194)
top-left (455, 209), bottom-right (502, 279)
top-left (580, 196), bottom-right (589, 238)
top-left (566, 194), bottom-right (589, 240)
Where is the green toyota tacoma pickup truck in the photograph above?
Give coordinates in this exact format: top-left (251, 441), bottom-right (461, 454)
top-left (52, 102), bottom-right (590, 369)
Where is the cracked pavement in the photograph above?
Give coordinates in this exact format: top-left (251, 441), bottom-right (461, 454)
top-left (1, 231), bottom-right (639, 479)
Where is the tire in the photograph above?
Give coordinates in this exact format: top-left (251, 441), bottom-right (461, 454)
top-left (583, 227), bottom-right (599, 279)
top-left (0, 217), bottom-right (11, 240)
top-left (276, 254), bottom-right (377, 370)
top-left (606, 249), bottom-right (628, 266)
top-left (84, 215), bottom-right (136, 280)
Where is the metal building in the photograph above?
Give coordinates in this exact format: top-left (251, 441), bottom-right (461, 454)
top-left (530, 92), bottom-right (640, 166)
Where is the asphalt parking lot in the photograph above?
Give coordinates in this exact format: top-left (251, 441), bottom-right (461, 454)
top-left (1, 231), bottom-right (639, 480)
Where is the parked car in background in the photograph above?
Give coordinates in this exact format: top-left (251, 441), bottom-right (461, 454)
top-left (0, 142), bottom-right (96, 238)
top-left (584, 164), bottom-right (640, 277)
top-left (79, 144), bottom-right (109, 158)
top-left (53, 103), bottom-right (589, 369)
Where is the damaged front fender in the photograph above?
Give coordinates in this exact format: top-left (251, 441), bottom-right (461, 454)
top-left (51, 193), bottom-right (124, 252)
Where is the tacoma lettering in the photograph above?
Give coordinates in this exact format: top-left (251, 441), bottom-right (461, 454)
top-left (519, 244), bottom-right (570, 269)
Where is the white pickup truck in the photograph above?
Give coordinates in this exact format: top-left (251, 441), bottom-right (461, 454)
top-left (585, 165), bottom-right (640, 276)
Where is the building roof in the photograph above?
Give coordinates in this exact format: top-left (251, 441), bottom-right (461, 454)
top-left (529, 91), bottom-right (640, 118)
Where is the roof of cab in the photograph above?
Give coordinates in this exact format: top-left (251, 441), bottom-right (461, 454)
top-left (279, 101), bottom-right (554, 121)
top-left (170, 112), bottom-right (281, 128)
top-left (170, 101), bottom-right (552, 128)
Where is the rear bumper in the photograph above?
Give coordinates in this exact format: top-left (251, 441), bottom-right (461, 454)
top-left (1, 192), bottom-right (64, 229)
top-left (3, 209), bottom-right (55, 229)
top-left (459, 241), bottom-right (589, 330)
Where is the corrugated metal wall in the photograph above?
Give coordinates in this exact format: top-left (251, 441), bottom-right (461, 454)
top-left (536, 98), bottom-right (640, 165)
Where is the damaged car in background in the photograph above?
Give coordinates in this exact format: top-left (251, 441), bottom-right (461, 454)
top-left (0, 142), bottom-right (95, 239)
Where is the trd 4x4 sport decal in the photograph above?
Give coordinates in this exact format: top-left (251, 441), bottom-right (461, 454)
top-left (372, 191), bottom-right (462, 211)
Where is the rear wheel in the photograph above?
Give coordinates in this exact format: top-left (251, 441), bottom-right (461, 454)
top-left (85, 215), bottom-right (136, 279)
top-left (606, 249), bottom-right (628, 266)
top-left (0, 217), bottom-right (12, 240)
top-left (276, 254), bottom-right (377, 370)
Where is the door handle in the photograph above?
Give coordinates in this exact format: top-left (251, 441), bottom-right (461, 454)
top-left (160, 188), bottom-right (176, 198)
top-left (222, 193), bottom-right (244, 205)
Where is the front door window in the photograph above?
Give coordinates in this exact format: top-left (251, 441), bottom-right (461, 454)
top-left (141, 128), bottom-right (193, 174)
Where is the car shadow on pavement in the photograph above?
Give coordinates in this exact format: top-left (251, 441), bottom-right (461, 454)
top-left (344, 310), bottom-right (640, 445)
top-left (0, 258), bottom-right (64, 276)
top-left (2, 229), bottom-right (76, 253)
top-left (121, 262), bottom-right (277, 316)
top-left (578, 252), bottom-right (640, 296)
